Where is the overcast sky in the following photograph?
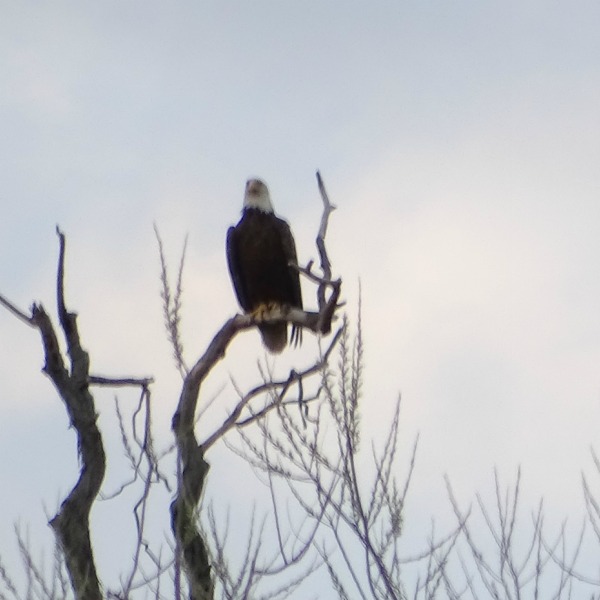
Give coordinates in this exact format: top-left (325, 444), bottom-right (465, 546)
top-left (1, 2), bottom-right (600, 596)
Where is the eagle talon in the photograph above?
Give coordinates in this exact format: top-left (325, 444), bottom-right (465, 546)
top-left (250, 302), bottom-right (283, 322)
top-left (250, 303), bottom-right (270, 322)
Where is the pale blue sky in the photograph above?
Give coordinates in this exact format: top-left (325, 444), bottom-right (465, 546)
top-left (1, 2), bottom-right (600, 596)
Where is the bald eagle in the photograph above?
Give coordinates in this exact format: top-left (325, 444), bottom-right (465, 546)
top-left (226, 179), bottom-right (303, 353)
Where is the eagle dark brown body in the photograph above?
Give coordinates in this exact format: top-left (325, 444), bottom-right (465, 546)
top-left (227, 180), bottom-right (303, 353)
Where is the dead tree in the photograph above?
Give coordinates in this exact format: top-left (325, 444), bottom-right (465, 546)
top-left (1, 172), bottom-right (458, 599)
top-left (161, 172), bottom-right (342, 598)
top-left (6, 176), bottom-right (600, 600)
top-left (0, 229), bottom-right (152, 600)
top-left (161, 173), bottom-right (456, 598)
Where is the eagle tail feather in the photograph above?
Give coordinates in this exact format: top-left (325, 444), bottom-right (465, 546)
top-left (290, 325), bottom-right (302, 347)
top-left (259, 323), bottom-right (287, 354)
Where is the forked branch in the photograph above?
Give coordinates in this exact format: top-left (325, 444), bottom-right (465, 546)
top-left (1, 229), bottom-right (153, 600)
top-left (35, 229), bottom-right (104, 600)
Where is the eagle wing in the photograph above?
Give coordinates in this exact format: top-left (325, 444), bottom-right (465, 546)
top-left (279, 218), bottom-right (303, 346)
top-left (226, 225), bottom-right (250, 312)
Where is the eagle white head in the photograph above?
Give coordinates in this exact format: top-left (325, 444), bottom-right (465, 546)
top-left (243, 178), bottom-right (274, 213)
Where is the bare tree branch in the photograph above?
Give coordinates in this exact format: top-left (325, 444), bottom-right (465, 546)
top-left (0, 292), bottom-right (35, 326)
top-left (170, 316), bottom-right (247, 600)
top-left (88, 375), bottom-right (154, 387)
top-left (28, 228), bottom-right (105, 600)
top-left (1, 228), bottom-right (155, 600)
top-left (202, 326), bottom-right (343, 452)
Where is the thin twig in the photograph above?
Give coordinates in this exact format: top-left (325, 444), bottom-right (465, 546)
top-left (0, 293), bottom-right (34, 326)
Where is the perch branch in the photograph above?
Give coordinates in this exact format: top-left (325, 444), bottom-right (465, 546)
top-left (88, 375), bottom-right (154, 388)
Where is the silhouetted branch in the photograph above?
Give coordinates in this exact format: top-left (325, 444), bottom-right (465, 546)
top-left (0, 229), bottom-right (155, 600)
top-left (30, 229), bottom-right (105, 600)
top-left (170, 316), bottom-right (250, 599)
top-left (202, 325), bottom-right (343, 452)
top-left (88, 375), bottom-right (154, 387)
top-left (0, 292), bottom-right (34, 326)
top-left (315, 171), bottom-right (335, 287)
